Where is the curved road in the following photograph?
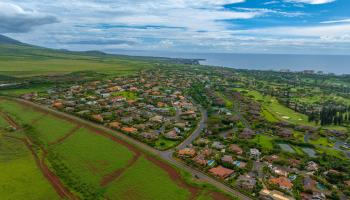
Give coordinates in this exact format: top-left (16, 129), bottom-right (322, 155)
top-left (14, 98), bottom-right (252, 200)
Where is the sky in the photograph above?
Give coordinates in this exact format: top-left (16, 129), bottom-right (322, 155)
top-left (1, 0), bottom-right (350, 55)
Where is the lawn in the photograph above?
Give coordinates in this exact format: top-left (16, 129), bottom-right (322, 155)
top-left (309, 137), bottom-right (334, 147)
top-left (51, 127), bottom-right (134, 187)
top-left (111, 91), bottom-right (138, 100)
top-left (0, 135), bottom-right (59, 200)
top-left (33, 116), bottom-right (76, 144)
top-left (154, 136), bottom-right (180, 150)
top-left (105, 156), bottom-right (190, 200)
top-left (253, 134), bottom-right (274, 150)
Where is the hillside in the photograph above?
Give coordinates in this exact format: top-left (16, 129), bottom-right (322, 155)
top-left (0, 35), bottom-right (199, 77)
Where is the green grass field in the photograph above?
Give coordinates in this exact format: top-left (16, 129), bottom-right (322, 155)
top-left (0, 99), bottom-right (233, 200)
top-left (33, 117), bottom-right (76, 144)
top-left (105, 156), bottom-right (190, 200)
top-left (0, 99), bottom-right (43, 123)
top-left (0, 44), bottom-right (154, 77)
top-left (253, 134), bottom-right (274, 150)
top-left (0, 135), bottom-right (60, 200)
top-left (51, 127), bottom-right (134, 187)
top-left (111, 91), bottom-right (138, 100)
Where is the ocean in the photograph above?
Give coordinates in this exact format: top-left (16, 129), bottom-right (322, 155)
top-left (109, 50), bottom-right (350, 75)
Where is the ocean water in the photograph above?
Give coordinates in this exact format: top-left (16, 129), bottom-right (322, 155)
top-left (109, 50), bottom-right (350, 75)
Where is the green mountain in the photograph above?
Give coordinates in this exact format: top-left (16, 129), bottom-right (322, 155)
top-left (0, 34), bottom-right (199, 77)
top-left (0, 34), bottom-right (26, 45)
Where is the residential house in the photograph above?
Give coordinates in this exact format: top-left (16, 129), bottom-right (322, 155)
top-left (192, 154), bottom-right (207, 166)
top-left (221, 155), bottom-right (234, 164)
top-left (164, 129), bottom-right (181, 140)
top-left (260, 189), bottom-right (295, 200)
top-left (228, 144), bottom-right (243, 155)
top-left (237, 174), bottom-right (257, 190)
top-left (91, 114), bottom-right (104, 123)
top-left (233, 160), bottom-right (247, 168)
top-left (178, 148), bottom-right (196, 158)
top-left (209, 166), bottom-right (234, 179)
top-left (270, 177), bottom-right (293, 191)
top-left (306, 161), bottom-right (319, 172)
top-left (212, 141), bottom-right (225, 150)
top-left (250, 148), bottom-right (261, 160)
top-left (141, 132), bottom-right (159, 141)
top-left (239, 128), bottom-right (255, 139)
top-left (109, 121), bottom-right (121, 129)
top-left (121, 127), bottom-right (138, 134)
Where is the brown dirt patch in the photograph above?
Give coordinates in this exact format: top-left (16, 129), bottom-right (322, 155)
top-left (24, 137), bottom-right (78, 200)
top-left (0, 111), bottom-right (21, 130)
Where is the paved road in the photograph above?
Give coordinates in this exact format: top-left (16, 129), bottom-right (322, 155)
top-left (14, 98), bottom-right (252, 200)
top-left (176, 108), bottom-right (207, 150)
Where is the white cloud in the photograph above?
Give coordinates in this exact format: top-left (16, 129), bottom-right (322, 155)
top-left (0, 2), bottom-right (58, 33)
top-left (321, 18), bottom-right (350, 24)
top-left (3, 0), bottom-right (350, 55)
top-left (285, 0), bottom-right (335, 4)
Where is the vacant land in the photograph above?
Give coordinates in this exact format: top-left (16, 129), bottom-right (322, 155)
top-left (0, 134), bottom-right (60, 200)
top-left (0, 98), bottom-right (232, 200)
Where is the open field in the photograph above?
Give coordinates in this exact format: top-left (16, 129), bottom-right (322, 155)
top-left (253, 134), bottom-right (274, 150)
top-left (0, 98), bottom-right (233, 200)
top-left (0, 44), bottom-right (155, 77)
top-left (0, 134), bottom-right (60, 200)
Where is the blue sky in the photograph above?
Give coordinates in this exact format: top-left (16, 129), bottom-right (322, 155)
top-left (1, 0), bottom-right (350, 54)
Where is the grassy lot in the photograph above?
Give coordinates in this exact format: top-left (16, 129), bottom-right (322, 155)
top-left (106, 156), bottom-right (190, 200)
top-left (33, 117), bottom-right (76, 144)
top-left (309, 137), bottom-right (334, 147)
top-left (155, 136), bottom-right (180, 150)
top-left (253, 134), bottom-right (274, 150)
top-left (0, 135), bottom-right (59, 200)
top-left (317, 147), bottom-right (345, 159)
top-left (111, 91), bottom-right (138, 100)
top-left (0, 99), bottom-right (234, 199)
top-left (51, 127), bottom-right (134, 187)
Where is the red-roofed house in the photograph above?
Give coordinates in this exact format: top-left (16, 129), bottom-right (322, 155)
top-left (209, 166), bottom-right (234, 179)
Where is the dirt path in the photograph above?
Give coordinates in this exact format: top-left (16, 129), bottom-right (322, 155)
top-left (100, 153), bottom-right (141, 187)
top-left (48, 125), bottom-right (81, 146)
top-left (0, 109), bottom-right (78, 200)
top-left (24, 138), bottom-right (78, 200)
top-left (0, 111), bottom-right (21, 130)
